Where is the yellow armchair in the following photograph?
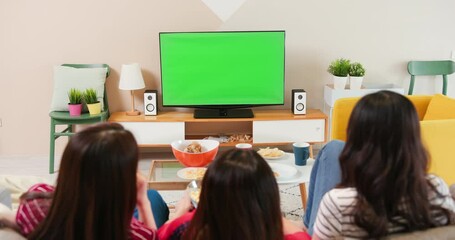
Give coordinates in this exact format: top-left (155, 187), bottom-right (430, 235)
top-left (331, 95), bottom-right (455, 185)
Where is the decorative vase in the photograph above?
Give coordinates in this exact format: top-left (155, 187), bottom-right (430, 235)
top-left (68, 103), bottom-right (82, 116)
top-left (87, 102), bottom-right (101, 115)
top-left (349, 76), bottom-right (364, 90)
top-left (333, 76), bottom-right (348, 90)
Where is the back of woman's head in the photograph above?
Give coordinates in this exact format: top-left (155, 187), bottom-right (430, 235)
top-left (184, 149), bottom-right (284, 240)
top-left (340, 91), bottom-right (448, 236)
top-left (29, 123), bottom-right (139, 240)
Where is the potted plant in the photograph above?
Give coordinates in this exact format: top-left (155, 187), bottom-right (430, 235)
top-left (349, 62), bottom-right (365, 90)
top-left (68, 88), bottom-right (83, 116)
top-left (328, 58), bottom-right (351, 90)
top-left (83, 88), bottom-right (101, 115)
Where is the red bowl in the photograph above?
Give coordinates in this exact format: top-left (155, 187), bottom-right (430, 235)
top-left (171, 140), bottom-right (220, 167)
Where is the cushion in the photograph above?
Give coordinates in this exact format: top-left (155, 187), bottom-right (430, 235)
top-left (50, 66), bottom-right (107, 112)
top-left (423, 94), bottom-right (455, 120)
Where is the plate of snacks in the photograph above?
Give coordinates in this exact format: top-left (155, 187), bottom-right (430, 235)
top-left (257, 147), bottom-right (285, 160)
top-left (177, 167), bottom-right (207, 180)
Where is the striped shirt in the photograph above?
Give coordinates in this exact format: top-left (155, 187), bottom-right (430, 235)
top-left (15, 183), bottom-right (156, 240)
top-left (313, 175), bottom-right (455, 239)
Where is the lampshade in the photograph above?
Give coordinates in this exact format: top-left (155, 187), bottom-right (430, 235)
top-left (119, 63), bottom-right (145, 90)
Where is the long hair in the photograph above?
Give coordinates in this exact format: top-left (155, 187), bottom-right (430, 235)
top-left (28, 123), bottom-right (139, 240)
top-left (183, 149), bottom-right (284, 240)
top-left (339, 90), bottom-right (453, 237)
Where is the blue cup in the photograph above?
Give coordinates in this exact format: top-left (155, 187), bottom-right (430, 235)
top-left (293, 142), bottom-right (310, 166)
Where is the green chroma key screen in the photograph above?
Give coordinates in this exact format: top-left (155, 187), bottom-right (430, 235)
top-left (159, 31), bottom-right (285, 106)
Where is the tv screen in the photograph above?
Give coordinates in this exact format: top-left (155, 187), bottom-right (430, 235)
top-left (159, 31), bottom-right (285, 118)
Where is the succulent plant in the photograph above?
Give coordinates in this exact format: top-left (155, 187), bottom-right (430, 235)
top-left (349, 62), bottom-right (366, 77)
top-left (327, 58), bottom-right (351, 77)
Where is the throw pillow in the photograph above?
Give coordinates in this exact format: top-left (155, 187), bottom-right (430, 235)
top-left (423, 94), bottom-right (455, 120)
top-left (50, 66), bottom-right (107, 112)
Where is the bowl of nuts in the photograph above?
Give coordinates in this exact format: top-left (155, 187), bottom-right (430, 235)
top-left (171, 140), bottom-right (220, 167)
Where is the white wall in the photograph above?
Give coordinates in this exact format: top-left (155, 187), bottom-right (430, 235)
top-left (1, 0), bottom-right (455, 157)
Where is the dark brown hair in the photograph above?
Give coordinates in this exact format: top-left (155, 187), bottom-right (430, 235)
top-left (28, 123), bottom-right (139, 240)
top-left (339, 90), bottom-right (453, 237)
top-left (183, 149), bottom-right (284, 240)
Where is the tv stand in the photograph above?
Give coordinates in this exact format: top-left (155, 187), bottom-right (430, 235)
top-left (194, 108), bottom-right (254, 119)
top-left (108, 109), bottom-right (327, 147)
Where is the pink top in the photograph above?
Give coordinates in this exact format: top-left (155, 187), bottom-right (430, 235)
top-left (158, 211), bottom-right (311, 240)
top-left (16, 183), bottom-right (156, 240)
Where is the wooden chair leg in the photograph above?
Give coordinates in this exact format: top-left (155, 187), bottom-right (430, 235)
top-left (309, 144), bottom-right (314, 159)
top-left (299, 183), bottom-right (308, 211)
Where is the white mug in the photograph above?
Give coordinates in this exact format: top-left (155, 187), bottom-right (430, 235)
top-left (235, 143), bottom-right (252, 149)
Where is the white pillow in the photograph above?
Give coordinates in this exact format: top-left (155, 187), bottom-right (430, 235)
top-left (50, 66), bottom-right (108, 112)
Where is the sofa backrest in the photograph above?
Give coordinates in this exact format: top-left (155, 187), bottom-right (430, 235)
top-left (331, 95), bottom-right (432, 141)
top-left (331, 94), bottom-right (454, 185)
top-left (421, 119), bottom-right (455, 185)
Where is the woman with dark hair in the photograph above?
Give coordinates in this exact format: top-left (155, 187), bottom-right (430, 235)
top-left (158, 148), bottom-right (310, 240)
top-left (7, 123), bottom-right (169, 239)
top-left (309, 91), bottom-right (455, 239)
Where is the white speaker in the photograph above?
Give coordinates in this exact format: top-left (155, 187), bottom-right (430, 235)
top-left (144, 90), bottom-right (158, 116)
top-left (292, 89), bottom-right (306, 115)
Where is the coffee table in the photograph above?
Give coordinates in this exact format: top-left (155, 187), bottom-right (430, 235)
top-left (148, 153), bottom-right (314, 209)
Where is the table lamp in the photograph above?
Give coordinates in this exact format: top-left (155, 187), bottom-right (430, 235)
top-left (119, 63), bottom-right (145, 116)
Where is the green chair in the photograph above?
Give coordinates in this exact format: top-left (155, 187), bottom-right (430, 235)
top-left (407, 60), bottom-right (455, 95)
top-left (49, 64), bottom-right (110, 173)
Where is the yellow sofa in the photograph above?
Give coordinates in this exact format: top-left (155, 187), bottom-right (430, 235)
top-left (331, 95), bottom-right (455, 185)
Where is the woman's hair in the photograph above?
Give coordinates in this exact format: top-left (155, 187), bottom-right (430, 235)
top-left (183, 149), bottom-right (284, 240)
top-left (339, 90), bottom-right (453, 237)
top-left (28, 123), bottom-right (139, 240)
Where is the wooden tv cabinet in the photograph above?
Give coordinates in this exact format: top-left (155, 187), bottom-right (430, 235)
top-left (108, 109), bottom-right (327, 147)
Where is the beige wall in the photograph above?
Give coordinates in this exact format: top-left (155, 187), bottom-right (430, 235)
top-left (1, 0), bottom-right (455, 157)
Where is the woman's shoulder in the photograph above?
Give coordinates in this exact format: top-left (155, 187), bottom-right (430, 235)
top-left (27, 183), bottom-right (55, 193)
top-left (15, 183), bottom-right (55, 236)
top-left (426, 174), bottom-right (455, 212)
top-left (130, 217), bottom-right (157, 240)
top-left (325, 187), bottom-right (358, 204)
top-left (426, 174), bottom-right (448, 188)
top-left (284, 231), bottom-right (311, 240)
top-left (158, 211), bottom-right (195, 240)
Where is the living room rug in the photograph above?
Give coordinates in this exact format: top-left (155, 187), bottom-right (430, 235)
top-left (1, 174), bottom-right (305, 223)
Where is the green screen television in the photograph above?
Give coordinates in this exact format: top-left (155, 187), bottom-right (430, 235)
top-left (159, 31), bottom-right (285, 118)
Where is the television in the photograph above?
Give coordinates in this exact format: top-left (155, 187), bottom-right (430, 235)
top-left (159, 30), bottom-right (285, 118)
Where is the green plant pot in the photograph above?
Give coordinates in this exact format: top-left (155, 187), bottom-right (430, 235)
top-left (87, 102), bottom-right (101, 115)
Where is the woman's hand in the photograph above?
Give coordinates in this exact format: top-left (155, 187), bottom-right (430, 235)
top-left (136, 172), bottom-right (157, 230)
top-left (136, 173), bottom-right (149, 206)
top-left (282, 217), bottom-right (305, 235)
top-left (173, 191), bottom-right (194, 219)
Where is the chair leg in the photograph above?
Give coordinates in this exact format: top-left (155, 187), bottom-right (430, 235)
top-left (408, 76), bottom-right (415, 95)
top-left (49, 120), bottom-right (56, 174)
top-left (443, 75), bottom-right (448, 95)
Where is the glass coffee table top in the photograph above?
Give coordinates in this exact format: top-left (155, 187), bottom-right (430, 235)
top-left (148, 160), bottom-right (192, 190)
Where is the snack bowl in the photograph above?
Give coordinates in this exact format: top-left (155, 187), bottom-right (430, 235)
top-left (171, 140), bottom-right (219, 167)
